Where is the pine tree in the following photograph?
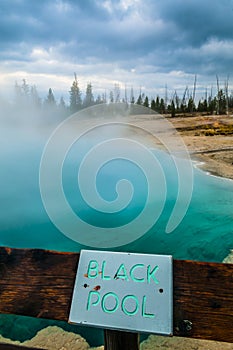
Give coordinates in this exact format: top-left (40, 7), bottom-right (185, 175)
top-left (30, 85), bottom-right (41, 109)
top-left (21, 79), bottom-right (29, 97)
top-left (143, 96), bottom-right (149, 108)
top-left (159, 98), bottom-right (165, 114)
top-left (96, 94), bottom-right (105, 104)
top-left (151, 99), bottom-right (156, 111)
top-left (171, 100), bottom-right (176, 117)
top-left (218, 89), bottom-right (226, 114)
top-left (58, 96), bottom-right (67, 118)
top-left (42, 88), bottom-right (56, 121)
top-left (136, 93), bottom-right (143, 105)
top-left (95, 95), bottom-right (102, 104)
top-left (180, 102), bottom-right (186, 113)
top-left (59, 96), bottom-right (66, 109)
top-left (203, 99), bottom-right (208, 112)
top-left (83, 82), bottom-right (94, 107)
top-left (208, 96), bottom-right (216, 114)
top-left (45, 88), bottom-right (56, 106)
top-left (109, 90), bottom-right (114, 103)
top-left (197, 100), bottom-right (204, 112)
top-left (69, 73), bottom-right (82, 113)
top-left (187, 97), bottom-right (195, 113)
top-left (228, 93), bottom-right (233, 108)
top-left (155, 96), bottom-right (160, 111)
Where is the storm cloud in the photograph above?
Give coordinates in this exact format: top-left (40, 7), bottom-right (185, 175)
top-left (0, 0), bottom-right (233, 101)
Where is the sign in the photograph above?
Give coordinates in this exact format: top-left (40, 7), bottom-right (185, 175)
top-left (69, 250), bottom-right (173, 335)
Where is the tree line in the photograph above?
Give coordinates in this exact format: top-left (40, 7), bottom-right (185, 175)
top-left (10, 74), bottom-right (233, 119)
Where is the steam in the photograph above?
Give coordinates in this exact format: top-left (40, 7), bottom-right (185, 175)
top-left (1, 100), bottom-right (193, 249)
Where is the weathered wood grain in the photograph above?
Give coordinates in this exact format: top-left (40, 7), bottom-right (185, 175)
top-left (173, 259), bottom-right (233, 342)
top-left (0, 247), bottom-right (233, 344)
top-left (0, 247), bottom-right (79, 321)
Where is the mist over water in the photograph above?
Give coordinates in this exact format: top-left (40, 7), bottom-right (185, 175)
top-left (0, 103), bottom-right (233, 344)
top-left (1, 105), bottom-right (232, 260)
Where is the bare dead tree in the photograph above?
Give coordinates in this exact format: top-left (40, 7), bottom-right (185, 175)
top-left (130, 86), bottom-right (135, 104)
top-left (164, 84), bottom-right (168, 112)
top-left (192, 75), bottom-right (197, 113)
top-left (216, 75), bottom-right (220, 115)
top-left (225, 75), bottom-right (229, 115)
top-left (182, 86), bottom-right (188, 106)
top-left (124, 84), bottom-right (128, 104)
top-left (172, 90), bottom-right (179, 110)
top-left (114, 83), bottom-right (121, 103)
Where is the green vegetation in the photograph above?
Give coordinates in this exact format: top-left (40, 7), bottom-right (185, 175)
top-left (177, 122), bottom-right (233, 136)
top-left (4, 74), bottom-right (233, 119)
top-left (203, 123), bottom-right (233, 136)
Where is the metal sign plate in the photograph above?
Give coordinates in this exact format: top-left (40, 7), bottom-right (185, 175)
top-left (69, 250), bottom-right (173, 335)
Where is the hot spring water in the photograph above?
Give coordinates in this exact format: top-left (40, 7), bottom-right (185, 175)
top-left (0, 123), bottom-right (233, 345)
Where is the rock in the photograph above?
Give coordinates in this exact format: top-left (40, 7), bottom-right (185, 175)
top-left (0, 326), bottom-right (105, 349)
top-left (140, 334), bottom-right (233, 350)
top-left (23, 326), bottom-right (90, 350)
top-left (0, 335), bottom-right (21, 346)
top-left (222, 249), bottom-right (233, 264)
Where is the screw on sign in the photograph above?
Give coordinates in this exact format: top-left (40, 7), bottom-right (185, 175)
top-left (69, 250), bottom-right (173, 337)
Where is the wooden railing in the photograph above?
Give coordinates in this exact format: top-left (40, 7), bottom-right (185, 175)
top-left (0, 247), bottom-right (232, 349)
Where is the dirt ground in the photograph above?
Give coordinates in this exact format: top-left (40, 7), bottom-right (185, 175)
top-left (122, 112), bottom-right (233, 179)
top-left (169, 114), bottom-right (233, 180)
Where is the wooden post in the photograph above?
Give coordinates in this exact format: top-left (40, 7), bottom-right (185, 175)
top-left (104, 330), bottom-right (139, 350)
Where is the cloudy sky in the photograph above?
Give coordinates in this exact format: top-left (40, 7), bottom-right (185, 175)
top-left (1, 0), bottom-right (233, 103)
